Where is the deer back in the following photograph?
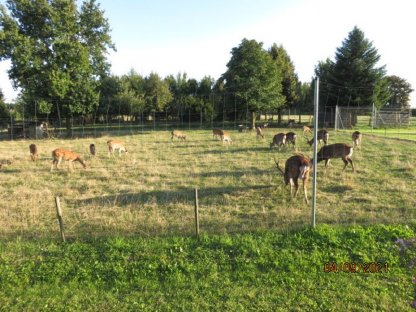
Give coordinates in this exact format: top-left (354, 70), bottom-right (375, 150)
top-left (317, 143), bottom-right (353, 160)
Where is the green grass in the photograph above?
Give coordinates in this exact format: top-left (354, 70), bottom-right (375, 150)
top-left (0, 224), bottom-right (415, 311)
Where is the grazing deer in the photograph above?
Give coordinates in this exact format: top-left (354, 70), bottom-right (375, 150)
top-left (213, 129), bottom-right (224, 140)
top-left (285, 132), bottom-right (297, 149)
top-left (312, 143), bottom-right (355, 172)
top-left (270, 133), bottom-right (286, 150)
top-left (255, 126), bottom-right (264, 139)
top-left (306, 129), bottom-right (329, 147)
top-left (107, 140), bottom-right (128, 157)
top-left (352, 131), bottom-right (362, 149)
top-left (171, 130), bottom-right (186, 141)
top-left (288, 119), bottom-right (296, 128)
top-left (302, 125), bottom-right (313, 137)
top-left (275, 154), bottom-right (312, 204)
top-left (89, 144), bottom-right (96, 157)
top-left (29, 144), bottom-right (38, 161)
top-left (51, 148), bottom-right (86, 172)
top-left (221, 131), bottom-right (233, 144)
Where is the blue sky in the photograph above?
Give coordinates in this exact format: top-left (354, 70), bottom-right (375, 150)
top-left (1, 0), bottom-right (415, 106)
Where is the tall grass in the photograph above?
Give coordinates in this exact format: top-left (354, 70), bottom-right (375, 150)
top-left (0, 128), bottom-right (415, 239)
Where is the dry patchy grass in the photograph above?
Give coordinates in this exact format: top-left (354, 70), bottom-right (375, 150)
top-left (0, 128), bottom-right (415, 239)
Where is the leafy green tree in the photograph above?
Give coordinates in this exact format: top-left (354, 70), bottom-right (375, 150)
top-left (269, 44), bottom-right (300, 124)
top-left (0, 0), bottom-right (115, 130)
top-left (143, 72), bottom-right (172, 116)
top-left (385, 75), bottom-right (413, 109)
top-left (317, 26), bottom-right (386, 108)
top-left (222, 38), bottom-right (284, 128)
top-left (0, 89), bottom-right (10, 123)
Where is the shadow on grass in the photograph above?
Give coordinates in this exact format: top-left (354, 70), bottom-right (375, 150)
top-left (73, 185), bottom-right (272, 207)
top-left (322, 185), bottom-right (353, 193)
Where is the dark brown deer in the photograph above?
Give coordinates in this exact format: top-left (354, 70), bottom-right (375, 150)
top-left (29, 144), bottom-right (38, 161)
top-left (285, 132), bottom-right (297, 149)
top-left (352, 131), bottom-right (362, 149)
top-left (307, 129), bottom-right (329, 147)
top-left (89, 144), bottom-right (96, 157)
top-left (270, 133), bottom-right (286, 150)
top-left (212, 129), bottom-right (224, 140)
top-left (312, 143), bottom-right (354, 172)
top-left (275, 154), bottom-right (312, 204)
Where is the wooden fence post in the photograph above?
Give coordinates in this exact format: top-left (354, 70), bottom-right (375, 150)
top-left (194, 188), bottom-right (199, 237)
top-left (55, 196), bottom-right (66, 242)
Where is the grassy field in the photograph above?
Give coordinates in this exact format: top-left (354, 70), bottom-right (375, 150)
top-left (0, 225), bottom-right (415, 311)
top-left (1, 127), bottom-right (416, 310)
top-left (0, 127), bottom-right (415, 239)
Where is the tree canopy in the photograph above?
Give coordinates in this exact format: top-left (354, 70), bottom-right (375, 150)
top-left (0, 0), bottom-right (115, 120)
top-left (222, 38), bottom-right (284, 127)
top-left (316, 26), bottom-right (387, 108)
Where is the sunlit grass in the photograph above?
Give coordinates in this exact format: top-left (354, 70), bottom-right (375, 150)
top-left (0, 128), bottom-right (415, 239)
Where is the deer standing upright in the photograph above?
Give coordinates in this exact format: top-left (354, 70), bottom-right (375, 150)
top-left (352, 131), bottom-right (362, 149)
top-left (29, 144), bottom-right (38, 161)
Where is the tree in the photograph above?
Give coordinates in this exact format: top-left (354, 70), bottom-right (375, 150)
top-left (269, 44), bottom-right (300, 124)
top-left (316, 26), bottom-right (387, 108)
top-left (222, 38), bottom-right (284, 128)
top-left (143, 73), bottom-right (172, 116)
top-left (385, 75), bottom-right (413, 109)
top-left (0, 0), bottom-right (115, 130)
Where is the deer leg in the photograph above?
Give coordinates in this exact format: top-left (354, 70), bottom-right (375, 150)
top-left (293, 179), bottom-right (299, 198)
top-left (51, 160), bottom-right (57, 172)
top-left (289, 178), bottom-right (294, 198)
top-left (325, 159), bottom-right (330, 167)
top-left (348, 158), bottom-right (355, 172)
top-left (342, 158), bottom-right (348, 171)
top-left (303, 178), bottom-right (309, 204)
top-left (56, 157), bottom-right (62, 169)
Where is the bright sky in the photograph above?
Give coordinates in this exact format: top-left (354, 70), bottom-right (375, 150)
top-left (0, 0), bottom-right (415, 107)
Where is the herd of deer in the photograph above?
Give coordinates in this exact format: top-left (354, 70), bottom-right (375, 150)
top-left (23, 126), bottom-right (362, 203)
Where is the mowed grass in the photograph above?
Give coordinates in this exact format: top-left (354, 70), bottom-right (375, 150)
top-left (0, 127), bottom-right (416, 239)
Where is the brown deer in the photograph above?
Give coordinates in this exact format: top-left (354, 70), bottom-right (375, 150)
top-left (285, 132), bottom-right (297, 149)
top-left (270, 133), bottom-right (286, 150)
top-left (171, 130), bottom-right (186, 141)
top-left (51, 148), bottom-right (86, 172)
top-left (221, 131), bottom-right (233, 144)
top-left (89, 144), bottom-right (96, 157)
top-left (312, 143), bottom-right (355, 172)
top-left (255, 126), bottom-right (264, 139)
top-left (275, 154), bottom-right (312, 204)
top-left (29, 144), bottom-right (38, 161)
top-left (107, 140), bottom-right (128, 157)
top-left (212, 129), bottom-right (224, 140)
top-left (302, 125), bottom-right (313, 137)
top-left (306, 129), bottom-right (329, 147)
top-left (0, 159), bottom-right (12, 169)
top-left (352, 131), bottom-right (362, 149)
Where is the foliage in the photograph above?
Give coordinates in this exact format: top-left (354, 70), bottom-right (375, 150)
top-left (316, 26), bottom-right (387, 108)
top-left (222, 38), bottom-right (285, 127)
top-left (386, 75), bottom-right (414, 109)
top-left (0, 225), bottom-right (414, 310)
top-left (0, 0), bottom-right (115, 119)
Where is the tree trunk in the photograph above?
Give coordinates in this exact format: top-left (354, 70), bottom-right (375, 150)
top-left (277, 109), bottom-right (282, 126)
top-left (251, 111), bottom-right (256, 129)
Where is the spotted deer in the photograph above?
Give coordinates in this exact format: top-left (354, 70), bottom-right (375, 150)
top-left (270, 133), bottom-right (286, 150)
top-left (285, 132), bottom-right (297, 149)
top-left (306, 129), bottom-right (329, 147)
top-left (107, 140), bottom-right (128, 157)
top-left (255, 126), bottom-right (264, 139)
top-left (212, 129), bottom-right (224, 140)
top-left (51, 148), bottom-right (86, 172)
top-left (302, 125), bottom-right (313, 137)
top-left (352, 131), bottom-right (362, 149)
top-left (312, 143), bottom-right (355, 172)
top-left (275, 154), bottom-right (312, 204)
top-left (171, 130), bottom-right (186, 141)
top-left (29, 144), bottom-right (38, 161)
top-left (221, 131), bottom-right (233, 144)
